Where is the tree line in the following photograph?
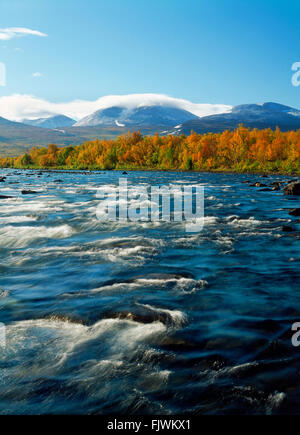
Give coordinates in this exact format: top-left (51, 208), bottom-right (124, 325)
top-left (0, 126), bottom-right (299, 173)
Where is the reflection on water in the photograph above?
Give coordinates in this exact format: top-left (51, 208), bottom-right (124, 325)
top-left (0, 169), bottom-right (299, 415)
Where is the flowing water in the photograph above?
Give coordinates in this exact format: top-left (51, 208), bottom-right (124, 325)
top-left (0, 169), bottom-right (300, 415)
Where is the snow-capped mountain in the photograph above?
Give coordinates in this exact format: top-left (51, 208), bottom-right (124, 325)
top-left (23, 115), bottom-right (76, 129)
top-left (179, 102), bottom-right (300, 134)
top-left (74, 105), bottom-right (199, 127)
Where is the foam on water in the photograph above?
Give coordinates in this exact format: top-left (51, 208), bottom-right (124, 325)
top-left (2, 317), bottom-right (167, 383)
top-left (92, 276), bottom-right (208, 294)
top-left (0, 224), bottom-right (74, 248)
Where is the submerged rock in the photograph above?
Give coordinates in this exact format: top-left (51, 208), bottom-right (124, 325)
top-left (283, 181), bottom-right (300, 196)
top-left (0, 194), bottom-right (13, 199)
top-left (0, 177), bottom-right (6, 182)
top-left (106, 305), bottom-right (185, 327)
top-left (45, 314), bottom-right (86, 325)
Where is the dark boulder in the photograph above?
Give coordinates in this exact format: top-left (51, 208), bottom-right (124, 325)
top-left (250, 182), bottom-right (267, 187)
top-left (259, 188), bottom-right (272, 192)
top-left (0, 177), bottom-right (6, 182)
top-left (284, 181), bottom-right (300, 196)
top-left (271, 181), bottom-right (284, 186)
top-left (289, 208), bottom-right (300, 217)
top-left (21, 190), bottom-right (38, 195)
top-left (282, 225), bottom-right (295, 232)
top-left (272, 183), bottom-right (281, 191)
top-left (0, 195), bottom-right (13, 199)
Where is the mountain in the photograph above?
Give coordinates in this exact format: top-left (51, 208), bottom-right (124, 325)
top-left (0, 117), bottom-right (83, 156)
top-left (23, 115), bottom-right (76, 129)
top-left (179, 102), bottom-right (300, 135)
top-left (2, 102), bottom-right (300, 157)
top-left (0, 116), bottom-right (169, 156)
top-left (75, 105), bottom-right (199, 127)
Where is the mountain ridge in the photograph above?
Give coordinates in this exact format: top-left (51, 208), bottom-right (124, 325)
top-left (179, 102), bottom-right (300, 134)
top-left (74, 105), bottom-right (199, 127)
top-left (23, 115), bottom-right (76, 129)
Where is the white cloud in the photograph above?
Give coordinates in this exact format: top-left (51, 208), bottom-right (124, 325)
top-left (0, 93), bottom-right (232, 122)
top-left (0, 27), bottom-right (47, 41)
top-left (32, 72), bottom-right (43, 78)
top-left (0, 63), bottom-right (6, 87)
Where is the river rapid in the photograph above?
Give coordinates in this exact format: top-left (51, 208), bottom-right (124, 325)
top-left (0, 169), bottom-right (299, 415)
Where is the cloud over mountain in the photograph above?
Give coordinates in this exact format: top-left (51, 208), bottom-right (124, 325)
top-left (0, 93), bottom-right (232, 122)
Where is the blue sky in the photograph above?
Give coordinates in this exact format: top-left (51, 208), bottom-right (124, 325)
top-left (0, 0), bottom-right (299, 118)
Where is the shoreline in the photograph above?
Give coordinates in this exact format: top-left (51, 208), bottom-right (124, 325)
top-left (1, 166), bottom-right (299, 177)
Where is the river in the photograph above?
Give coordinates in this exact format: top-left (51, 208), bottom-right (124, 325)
top-left (0, 169), bottom-right (299, 414)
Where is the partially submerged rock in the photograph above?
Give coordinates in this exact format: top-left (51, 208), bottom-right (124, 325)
top-left (250, 182), bottom-right (267, 187)
top-left (0, 195), bottom-right (13, 199)
top-left (283, 181), bottom-right (300, 196)
top-left (271, 182), bottom-right (282, 191)
top-left (289, 208), bottom-right (300, 217)
top-left (282, 225), bottom-right (295, 232)
top-left (21, 190), bottom-right (38, 195)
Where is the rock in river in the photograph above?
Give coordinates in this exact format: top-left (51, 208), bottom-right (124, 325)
top-left (282, 225), bottom-right (295, 232)
top-left (21, 190), bottom-right (38, 195)
top-left (283, 181), bottom-right (300, 196)
top-left (250, 182), bottom-right (267, 187)
top-left (289, 208), bottom-right (300, 217)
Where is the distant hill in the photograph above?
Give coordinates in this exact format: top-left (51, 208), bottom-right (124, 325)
top-left (23, 115), bottom-right (76, 129)
top-left (74, 105), bottom-right (199, 127)
top-left (179, 102), bottom-right (300, 134)
top-left (0, 117), bottom-right (83, 156)
top-left (0, 117), bottom-right (168, 156)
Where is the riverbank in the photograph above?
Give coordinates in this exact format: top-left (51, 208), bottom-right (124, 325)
top-left (1, 166), bottom-right (299, 176)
